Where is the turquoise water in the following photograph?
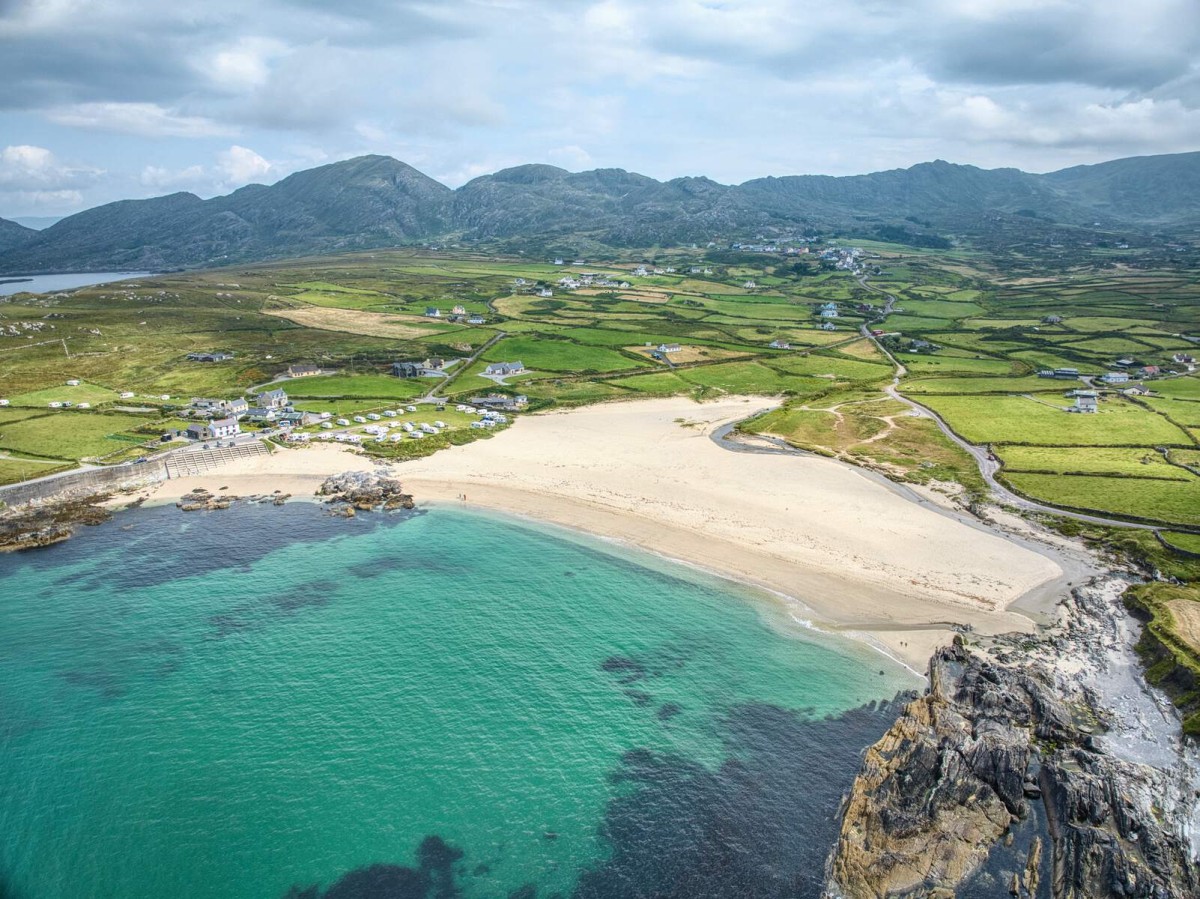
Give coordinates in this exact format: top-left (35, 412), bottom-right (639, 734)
top-left (0, 503), bottom-right (918, 899)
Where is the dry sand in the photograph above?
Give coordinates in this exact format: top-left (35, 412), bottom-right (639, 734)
top-left (136, 396), bottom-right (1069, 673)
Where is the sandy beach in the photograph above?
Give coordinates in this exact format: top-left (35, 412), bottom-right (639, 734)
top-left (132, 396), bottom-right (1071, 672)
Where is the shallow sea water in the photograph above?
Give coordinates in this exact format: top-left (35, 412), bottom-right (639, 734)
top-left (0, 502), bottom-right (919, 899)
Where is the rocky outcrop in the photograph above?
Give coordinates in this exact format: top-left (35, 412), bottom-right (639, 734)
top-left (827, 603), bottom-right (1199, 899)
top-left (0, 494), bottom-right (112, 551)
top-left (177, 488), bottom-right (234, 512)
top-left (317, 471), bottom-right (414, 512)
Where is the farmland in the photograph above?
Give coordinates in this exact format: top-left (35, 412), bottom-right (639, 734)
top-left (1, 245), bottom-right (1198, 530)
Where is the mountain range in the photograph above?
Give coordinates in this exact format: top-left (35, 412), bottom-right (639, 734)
top-left (1, 151), bottom-right (1197, 273)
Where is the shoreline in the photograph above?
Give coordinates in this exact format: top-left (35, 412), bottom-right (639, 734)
top-left (113, 395), bottom-right (1095, 673)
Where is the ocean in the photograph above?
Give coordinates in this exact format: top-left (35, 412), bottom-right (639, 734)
top-left (0, 502), bottom-right (919, 899)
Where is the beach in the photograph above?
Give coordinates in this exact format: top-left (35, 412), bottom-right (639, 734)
top-left (133, 396), bottom-right (1072, 672)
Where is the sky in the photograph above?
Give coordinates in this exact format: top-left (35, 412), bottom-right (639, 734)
top-left (1, 0), bottom-right (1199, 223)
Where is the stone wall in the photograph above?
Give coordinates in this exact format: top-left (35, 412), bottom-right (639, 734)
top-left (0, 462), bottom-right (167, 507)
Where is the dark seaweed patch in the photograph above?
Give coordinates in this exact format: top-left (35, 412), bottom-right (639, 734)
top-left (656, 702), bottom-right (682, 721)
top-left (572, 696), bottom-right (911, 899)
top-left (284, 836), bottom-right (464, 899)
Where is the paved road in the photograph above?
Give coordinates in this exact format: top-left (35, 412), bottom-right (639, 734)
top-left (424, 330), bottom-right (507, 401)
top-left (853, 275), bottom-right (1165, 532)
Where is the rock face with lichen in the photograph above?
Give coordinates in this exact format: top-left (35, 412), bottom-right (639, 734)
top-left (826, 632), bottom-right (1198, 898)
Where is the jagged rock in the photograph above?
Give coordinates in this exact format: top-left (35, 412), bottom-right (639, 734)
top-left (826, 636), bottom-right (1198, 899)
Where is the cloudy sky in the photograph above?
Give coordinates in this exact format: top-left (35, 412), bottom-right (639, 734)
top-left (2, 0), bottom-right (1198, 222)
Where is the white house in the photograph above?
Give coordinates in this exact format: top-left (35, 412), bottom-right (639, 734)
top-left (1100, 372), bottom-right (1129, 384)
top-left (769, 339), bottom-right (790, 349)
top-left (66, 378), bottom-right (81, 386)
top-left (657, 343), bottom-right (682, 354)
top-left (485, 361), bottom-right (526, 376)
top-left (425, 307), bottom-right (442, 318)
top-left (1072, 391), bottom-right (1099, 413)
top-left (186, 417), bottom-right (241, 440)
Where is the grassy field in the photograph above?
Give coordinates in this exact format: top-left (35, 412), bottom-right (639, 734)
top-left (915, 394), bottom-right (1194, 446)
top-left (282, 373), bottom-right (429, 400)
top-left (0, 411), bottom-right (155, 461)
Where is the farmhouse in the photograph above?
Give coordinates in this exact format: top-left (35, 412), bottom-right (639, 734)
top-left (287, 364), bottom-right (320, 378)
top-left (424, 307), bottom-right (442, 318)
top-left (821, 322), bottom-right (837, 331)
top-left (485, 361), bottom-right (526, 376)
top-left (1042, 314), bottom-right (1063, 324)
top-left (452, 305), bottom-right (466, 316)
top-left (470, 393), bottom-right (527, 410)
top-left (392, 358), bottom-right (444, 378)
top-left (186, 417), bottom-right (241, 440)
top-left (257, 388), bottom-right (289, 409)
top-left (1123, 384), bottom-right (1152, 397)
top-left (769, 339), bottom-right (791, 349)
top-left (1100, 371), bottom-right (1129, 384)
top-left (818, 303), bottom-right (839, 318)
top-left (1037, 367), bottom-right (1080, 380)
top-left (657, 343), bottom-right (682, 354)
top-left (1069, 391), bottom-right (1098, 414)
top-left (467, 314), bottom-right (486, 325)
top-left (1140, 365), bottom-right (1160, 378)
top-left (186, 352), bottom-right (234, 363)
top-left (190, 397), bottom-right (250, 417)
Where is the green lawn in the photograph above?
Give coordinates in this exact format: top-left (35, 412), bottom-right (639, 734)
top-left (998, 446), bottom-right (1193, 479)
top-left (916, 394), bottom-right (1194, 446)
top-left (0, 411), bottom-right (155, 461)
top-left (7, 381), bottom-right (121, 408)
top-left (283, 374), bottom-right (428, 400)
top-left (1004, 471), bottom-right (1200, 526)
top-left (481, 337), bottom-right (643, 373)
top-left (902, 375), bottom-right (1066, 394)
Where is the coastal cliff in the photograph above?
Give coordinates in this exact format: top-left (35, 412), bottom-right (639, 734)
top-left (827, 581), bottom-right (1200, 898)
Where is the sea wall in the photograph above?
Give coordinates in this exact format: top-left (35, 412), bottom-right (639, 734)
top-left (0, 462), bottom-right (167, 507)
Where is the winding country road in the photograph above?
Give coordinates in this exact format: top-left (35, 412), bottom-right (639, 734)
top-left (853, 273), bottom-right (1163, 532)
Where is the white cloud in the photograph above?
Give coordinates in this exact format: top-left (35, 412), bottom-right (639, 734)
top-left (47, 102), bottom-right (235, 138)
top-left (0, 144), bottom-right (100, 188)
top-left (204, 36), bottom-right (291, 91)
top-left (216, 145), bottom-right (273, 185)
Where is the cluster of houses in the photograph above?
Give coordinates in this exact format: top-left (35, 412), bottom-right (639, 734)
top-left (423, 305), bottom-right (486, 324)
top-left (815, 302), bottom-right (839, 330)
top-left (177, 387), bottom-right (328, 441)
top-left (555, 273), bottom-right (632, 291)
top-left (729, 241), bottom-right (815, 255)
top-left (820, 246), bottom-right (865, 274)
